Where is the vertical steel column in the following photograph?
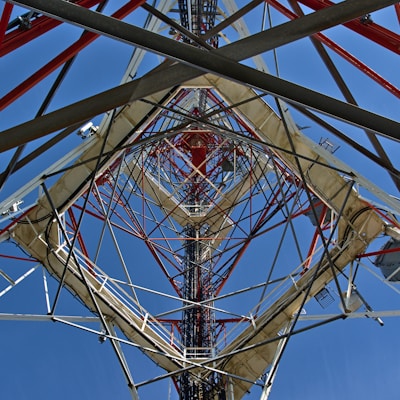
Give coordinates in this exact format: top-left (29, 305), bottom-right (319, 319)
top-left (181, 223), bottom-right (218, 399)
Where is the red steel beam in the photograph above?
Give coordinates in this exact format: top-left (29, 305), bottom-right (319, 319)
top-left (0, 0), bottom-right (146, 111)
top-left (0, 205), bottom-right (35, 237)
top-left (303, 203), bottom-right (328, 270)
top-left (67, 207), bottom-right (91, 265)
top-left (214, 188), bottom-right (301, 296)
top-left (297, 0), bottom-right (400, 54)
top-left (266, 0), bottom-right (400, 98)
top-left (0, 253), bottom-right (37, 262)
top-left (362, 200), bottom-right (400, 229)
top-left (0, 2), bottom-right (14, 45)
top-left (110, 168), bottom-right (190, 293)
top-left (75, 195), bottom-right (184, 295)
top-left (0, 0), bottom-right (101, 56)
top-left (72, 202), bottom-right (143, 240)
top-left (357, 245), bottom-right (400, 259)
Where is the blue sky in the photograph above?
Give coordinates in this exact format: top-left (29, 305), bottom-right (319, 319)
top-left (1, 1), bottom-right (399, 399)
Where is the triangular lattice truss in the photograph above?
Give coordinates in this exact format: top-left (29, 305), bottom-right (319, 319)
top-left (0, 0), bottom-right (399, 399)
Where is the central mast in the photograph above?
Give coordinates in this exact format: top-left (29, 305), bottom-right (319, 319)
top-left (177, 2), bottom-right (223, 397)
top-left (179, 0), bottom-right (220, 394)
top-left (180, 96), bottom-right (221, 399)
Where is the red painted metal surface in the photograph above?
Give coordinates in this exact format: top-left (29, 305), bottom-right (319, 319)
top-left (0, 205), bottom-right (35, 237)
top-left (0, 0), bottom-right (102, 56)
top-left (74, 191), bottom-right (184, 296)
top-left (0, 253), bottom-right (37, 262)
top-left (266, 0), bottom-right (400, 98)
top-left (67, 208), bottom-right (91, 263)
top-left (66, 88), bottom-right (327, 310)
top-left (0, 2), bottom-right (13, 45)
top-left (303, 201), bottom-right (328, 270)
top-left (357, 245), bottom-right (400, 259)
top-left (297, 0), bottom-right (400, 54)
top-left (0, 0), bottom-right (147, 111)
top-left (396, 3), bottom-right (400, 24)
top-left (0, 2), bottom-right (398, 398)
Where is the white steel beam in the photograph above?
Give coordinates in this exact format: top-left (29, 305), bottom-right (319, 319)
top-left (11, 221), bottom-right (184, 371)
top-left (297, 310), bottom-right (400, 321)
top-left (0, 313), bottom-right (99, 322)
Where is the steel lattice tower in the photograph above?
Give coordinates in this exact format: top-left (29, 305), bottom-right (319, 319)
top-left (0, 1), bottom-right (399, 400)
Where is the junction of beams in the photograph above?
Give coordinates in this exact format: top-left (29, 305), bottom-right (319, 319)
top-left (7, 69), bottom-right (387, 400)
top-left (1, 0), bottom-right (399, 152)
top-left (1, 1), bottom-right (398, 399)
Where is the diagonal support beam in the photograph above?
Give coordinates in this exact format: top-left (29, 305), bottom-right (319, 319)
top-left (1, 0), bottom-right (398, 153)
